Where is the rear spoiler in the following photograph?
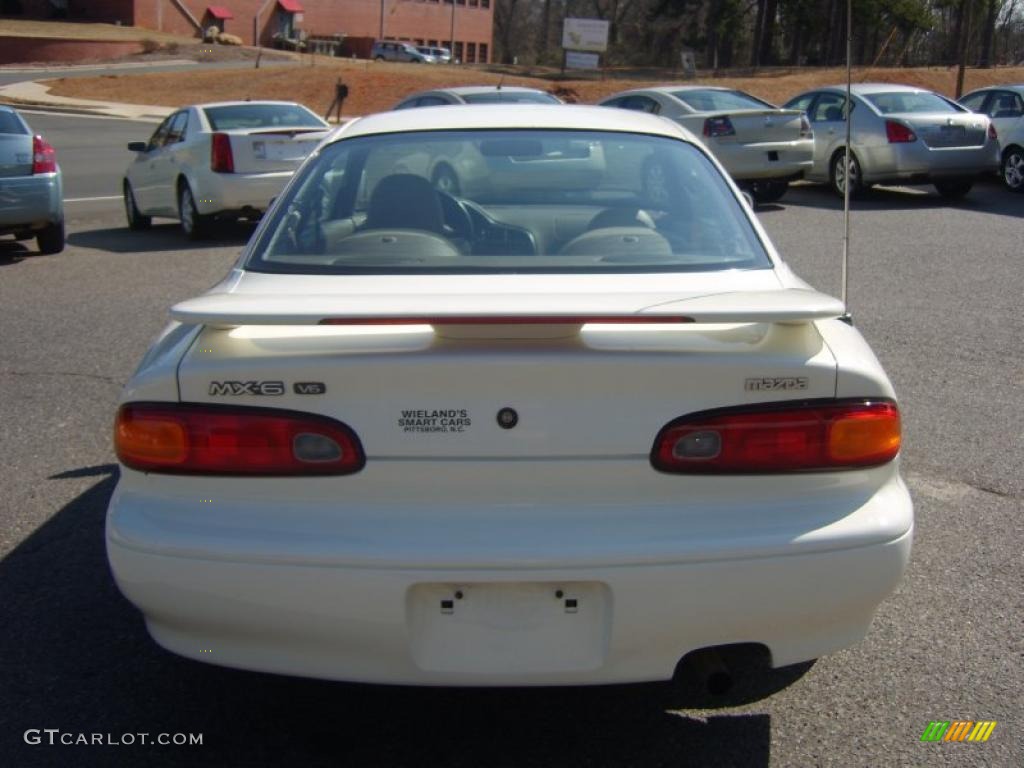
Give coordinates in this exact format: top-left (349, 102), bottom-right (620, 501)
top-left (170, 289), bottom-right (845, 329)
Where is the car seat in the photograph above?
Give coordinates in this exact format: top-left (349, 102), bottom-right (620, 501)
top-left (364, 174), bottom-right (445, 234)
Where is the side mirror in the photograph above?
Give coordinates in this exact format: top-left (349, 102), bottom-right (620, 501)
top-left (127, 142), bottom-right (148, 152)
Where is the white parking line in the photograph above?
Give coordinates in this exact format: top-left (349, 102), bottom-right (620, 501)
top-left (65, 195), bottom-right (122, 203)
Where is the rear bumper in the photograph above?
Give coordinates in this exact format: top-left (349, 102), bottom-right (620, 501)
top-left (192, 168), bottom-right (293, 216)
top-left (107, 464), bottom-right (913, 685)
top-left (0, 171), bottom-right (62, 232)
top-left (860, 141), bottom-right (1000, 184)
top-left (709, 138), bottom-right (814, 181)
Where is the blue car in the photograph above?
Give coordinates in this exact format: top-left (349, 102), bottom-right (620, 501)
top-left (0, 106), bottom-right (64, 254)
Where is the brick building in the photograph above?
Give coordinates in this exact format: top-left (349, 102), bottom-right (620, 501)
top-left (3, 0), bottom-right (494, 63)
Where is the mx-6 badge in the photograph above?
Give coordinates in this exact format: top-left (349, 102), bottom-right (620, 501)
top-left (209, 381), bottom-right (285, 396)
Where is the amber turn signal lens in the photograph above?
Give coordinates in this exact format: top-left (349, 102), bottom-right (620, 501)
top-left (115, 410), bottom-right (188, 467)
top-left (828, 405), bottom-right (901, 464)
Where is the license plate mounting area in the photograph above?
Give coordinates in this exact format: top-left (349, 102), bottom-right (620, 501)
top-left (406, 582), bottom-right (611, 675)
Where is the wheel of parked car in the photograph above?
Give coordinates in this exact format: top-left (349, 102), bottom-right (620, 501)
top-left (123, 181), bottom-right (151, 231)
top-left (178, 183), bottom-right (209, 240)
top-left (748, 180), bottom-right (789, 205)
top-left (1001, 146), bottom-right (1024, 192)
top-left (35, 219), bottom-right (64, 255)
top-left (830, 150), bottom-right (864, 198)
top-left (934, 180), bottom-right (973, 200)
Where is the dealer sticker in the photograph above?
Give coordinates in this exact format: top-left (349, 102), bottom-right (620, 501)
top-left (398, 409), bottom-right (472, 433)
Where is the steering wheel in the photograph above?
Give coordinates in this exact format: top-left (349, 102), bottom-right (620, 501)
top-left (436, 190), bottom-right (475, 243)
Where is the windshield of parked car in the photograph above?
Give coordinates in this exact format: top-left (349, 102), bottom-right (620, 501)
top-left (864, 92), bottom-right (962, 114)
top-left (247, 129), bottom-right (770, 275)
top-left (203, 104), bottom-right (326, 130)
top-left (461, 92), bottom-right (561, 104)
top-left (672, 89), bottom-right (774, 112)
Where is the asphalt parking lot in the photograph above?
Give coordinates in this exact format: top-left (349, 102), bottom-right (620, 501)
top-left (0, 113), bottom-right (1021, 767)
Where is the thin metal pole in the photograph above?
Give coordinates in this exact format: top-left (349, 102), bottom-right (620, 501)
top-left (449, 0), bottom-right (456, 61)
top-left (841, 0), bottom-right (852, 311)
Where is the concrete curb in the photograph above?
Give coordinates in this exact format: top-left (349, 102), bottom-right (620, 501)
top-left (0, 80), bottom-right (173, 121)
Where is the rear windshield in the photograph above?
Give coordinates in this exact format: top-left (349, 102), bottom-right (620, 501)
top-left (0, 110), bottom-right (27, 135)
top-left (203, 104), bottom-right (325, 131)
top-left (672, 89), bottom-right (773, 112)
top-left (462, 92), bottom-right (561, 105)
top-left (247, 129), bottom-right (770, 275)
top-left (864, 92), bottom-right (962, 114)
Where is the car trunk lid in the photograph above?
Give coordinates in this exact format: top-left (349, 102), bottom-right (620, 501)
top-left (896, 112), bottom-right (988, 148)
top-left (702, 109), bottom-right (806, 145)
top-left (223, 128), bottom-right (329, 174)
top-left (173, 272), bottom-right (840, 459)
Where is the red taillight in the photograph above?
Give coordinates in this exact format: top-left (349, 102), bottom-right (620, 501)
top-left (651, 399), bottom-right (901, 474)
top-left (988, 122), bottom-right (998, 140)
top-left (885, 120), bottom-right (916, 143)
top-left (703, 116), bottom-right (736, 138)
top-left (210, 132), bottom-right (234, 173)
top-left (115, 403), bottom-right (364, 475)
top-left (32, 135), bottom-right (57, 174)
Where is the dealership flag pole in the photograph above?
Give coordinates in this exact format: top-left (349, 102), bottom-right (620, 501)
top-left (841, 0), bottom-right (852, 313)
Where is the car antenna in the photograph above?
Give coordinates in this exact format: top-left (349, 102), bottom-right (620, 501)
top-left (841, 0), bottom-right (853, 323)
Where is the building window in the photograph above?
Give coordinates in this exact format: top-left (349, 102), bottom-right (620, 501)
top-left (466, 42), bottom-right (476, 63)
top-left (481, 0), bottom-right (489, 7)
top-left (454, 41), bottom-right (463, 62)
top-left (469, 0), bottom-right (478, 6)
top-left (479, 43), bottom-right (488, 63)
top-left (456, 0), bottom-right (465, 5)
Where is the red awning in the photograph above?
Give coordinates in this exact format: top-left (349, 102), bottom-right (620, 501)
top-left (207, 5), bottom-right (233, 19)
top-left (277, 0), bottom-right (304, 12)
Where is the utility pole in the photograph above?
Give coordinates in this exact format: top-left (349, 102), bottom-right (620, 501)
top-left (954, 0), bottom-right (972, 98)
top-left (449, 0), bottom-right (456, 61)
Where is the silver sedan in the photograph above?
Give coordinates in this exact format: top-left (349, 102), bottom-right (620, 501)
top-left (958, 83), bottom-right (1024, 192)
top-left (784, 83), bottom-right (1000, 199)
top-left (598, 86), bottom-right (814, 204)
top-left (0, 106), bottom-right (64, 254)
top-left (392, 86), bottom-right (562, 109)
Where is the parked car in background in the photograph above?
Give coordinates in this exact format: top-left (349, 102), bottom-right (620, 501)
top-left (958, 83), bottom-right (1024, 192)
top-left (383, 101), bottom-right (599, 197)
top-left (371, 40), bottom-right (435, 63)
top-left (417, 45), bottom-right (451, 64)
top-left (108, 104), bottom-right (912, 688)
top-left (0, 106), bottom-right (63, 254)
top-left (784, 83), bottom-right (1000, 199)
top-left (598, 86), bottom-right (814, 204)
top-left (123, 101), bottom-right (329, 239)
top-left (393, 86), bottom-right (562, 109)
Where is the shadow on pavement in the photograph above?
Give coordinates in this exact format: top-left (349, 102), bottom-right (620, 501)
top-left (0, 467), bottom-right (804, 767)
top-left (0, 240), bottom-right (34, 264)
top-left (67, 223), bottom-right (255, 254)
top-left (776, 178), bottom-right (1022, 214)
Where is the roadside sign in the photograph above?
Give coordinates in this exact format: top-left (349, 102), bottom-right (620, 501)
top-left (565, 51), bottom-right (600, 70)
top-left (562, 18), bottom-right (609, 53)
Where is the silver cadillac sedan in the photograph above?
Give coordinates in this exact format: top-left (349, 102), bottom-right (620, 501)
top-left (0, 106), bottom-right (64, 254)
top-left (783, 83), bottom-right (1000, 199)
